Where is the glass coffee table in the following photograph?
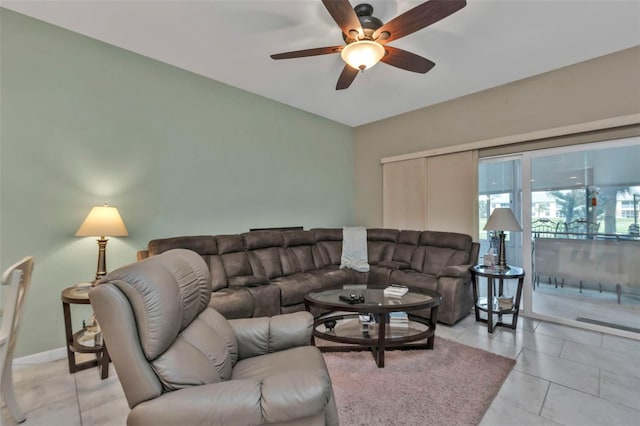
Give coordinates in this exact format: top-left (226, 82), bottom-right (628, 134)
top-left (304, 285), bottom-right (442, 368)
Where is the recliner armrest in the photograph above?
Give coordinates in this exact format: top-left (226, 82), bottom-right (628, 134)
top-left (229, 311), bottom-right (313, 359)
top-left (437, 265), bottom-right (472, 279)
top-left (127, 371), bottom-right (331, 425)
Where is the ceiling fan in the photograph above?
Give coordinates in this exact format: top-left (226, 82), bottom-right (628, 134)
top-left (270, 0), bottom-right (467, 90)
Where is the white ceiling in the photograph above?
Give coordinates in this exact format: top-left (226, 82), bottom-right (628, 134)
top-left (3, 0), bottom-right (640, 127)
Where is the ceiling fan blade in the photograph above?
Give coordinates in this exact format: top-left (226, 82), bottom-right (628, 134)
top-left (271, 46), bottom-right (344, 60)
top-left (322, 0), bottom-right (363, 38)
top-left (373, 0), bottom-right (467, 43)
top-left (336, 64), bottom-right (359, 90)
top-left (381, 46), bottom-right (435, 73)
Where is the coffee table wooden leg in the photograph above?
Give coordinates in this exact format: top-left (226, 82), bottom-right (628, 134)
top-left (427, 306), bottom-right (439, 349)
top-left (376, 314), bottom-right (386, 368)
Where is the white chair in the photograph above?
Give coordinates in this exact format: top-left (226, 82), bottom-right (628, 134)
top-left (0, 257), bottom-right (34, 425)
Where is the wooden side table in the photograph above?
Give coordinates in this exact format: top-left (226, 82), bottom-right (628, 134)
top-left (61, 286), bottom-right (110, 379)
top-left (470, 265), bottom-right (525, 333)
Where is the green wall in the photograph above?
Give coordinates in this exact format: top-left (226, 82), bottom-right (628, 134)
top-left (0, 9), bottom-right (354, 357)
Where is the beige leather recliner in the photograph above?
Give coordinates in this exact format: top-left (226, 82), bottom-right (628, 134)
top-left (89, 248), bottom-right (338, 426)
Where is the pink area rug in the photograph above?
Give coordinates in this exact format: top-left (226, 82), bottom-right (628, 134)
top-left (322, 338), bottom-right (515, 426)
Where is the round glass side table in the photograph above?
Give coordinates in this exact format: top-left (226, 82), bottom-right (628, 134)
top-left (470, 265), bottom-right (525, 333)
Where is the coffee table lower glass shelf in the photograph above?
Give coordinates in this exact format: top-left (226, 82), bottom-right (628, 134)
top-left (475, 297), bottom-right (516, 314)
top-left (304, 286), bottom-right (442, 368)
top-left (315, 311), bottom-right (434, 343)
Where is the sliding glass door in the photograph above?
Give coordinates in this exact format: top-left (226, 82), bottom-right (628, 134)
top-left (480, 137), bottom-right (640, 338)
top-left (528, 140), bottom-right (640, 335)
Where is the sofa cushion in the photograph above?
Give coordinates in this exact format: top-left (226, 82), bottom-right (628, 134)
top-left (312, 228), bottom-right (342, 241)
top-left (398, 230), bottom-right (421, 245)
top-left (410, 246), bottom-right (426, 271)
top-left (317, 242), bottom-right (342, 265)
top-left (208, 256), bottom-right (228, 291)
top-left (216, 235), bottom-right (245, 254)
top-left (419, 231), bottom-right (472, 252)
top-left (221, 252), bottom-right (254, 279)
top-left (281, 231), bottom-right (317, 274)
top-left (282, 230), bottom-right (316, 247)
top-left (247, 248), bottom-right (284, 279)
top-left (242, 231), bottom-right (284, 250)
top-left (366, 228), bottom-right (399, 242)
top-left (285, 245), bottom-right (316, 274)
top-left (217, 235), bottom-right (261, 286)
top-left (313, 228), bottom-right (343, 266)
top-left (367, 228), bottom-right (397, 265)
top-left (394, 230), bottom-right (421, 264)
top-left (241, 232), bottom-right (285, 280)
top-left (419, 231), bottom-right (473, 275)
top-left (367, 241), bottom-right (395, 265)
top-left (422, 246), bottom-right (463, 275)
top-left (420, 231), bottom-right (472, 250)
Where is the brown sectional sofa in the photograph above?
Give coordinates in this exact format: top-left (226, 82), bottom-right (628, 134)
top-left (137, 228), bottom-right (480, 325)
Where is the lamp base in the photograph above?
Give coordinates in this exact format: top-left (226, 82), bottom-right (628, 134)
top-left (497, 231), bottom-right (510, 270)
top-left (93, 237), bottom-right (109, 285)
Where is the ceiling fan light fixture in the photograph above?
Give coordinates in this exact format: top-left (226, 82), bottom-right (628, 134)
top-left (340, 40), bottom-right (385, 71)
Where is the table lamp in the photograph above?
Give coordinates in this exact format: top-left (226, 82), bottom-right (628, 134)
top-left (76, 204), bottom-right (128, 283)
top-left (483, 207), bottom-right (522, 270)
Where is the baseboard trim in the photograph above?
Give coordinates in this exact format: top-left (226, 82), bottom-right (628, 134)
top-left (14, 347), bottom-right (66, 366)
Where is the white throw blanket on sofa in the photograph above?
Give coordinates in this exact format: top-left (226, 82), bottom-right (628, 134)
top-left (340, 226), bottom-right (370, 272)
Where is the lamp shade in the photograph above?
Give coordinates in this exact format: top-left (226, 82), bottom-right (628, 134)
top-left (483, 208), bottom-right (522, 232)
top-left (340, 40), bottom-right (385, 71)
top-left (76, 205), bottom-right (128, 237)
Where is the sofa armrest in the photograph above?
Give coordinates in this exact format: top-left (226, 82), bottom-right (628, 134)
top-left (127, 372), bottom-right (331, 426)
top-left (437, 265), bottom-right (472, 279)
top-left (136, 250), bottom-right (149, 262)
top-left (229, 311), bottom-right (313, 359)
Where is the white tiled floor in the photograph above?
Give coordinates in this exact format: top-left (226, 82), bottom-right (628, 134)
top-left (3, 314), bottom-right (640, 426)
